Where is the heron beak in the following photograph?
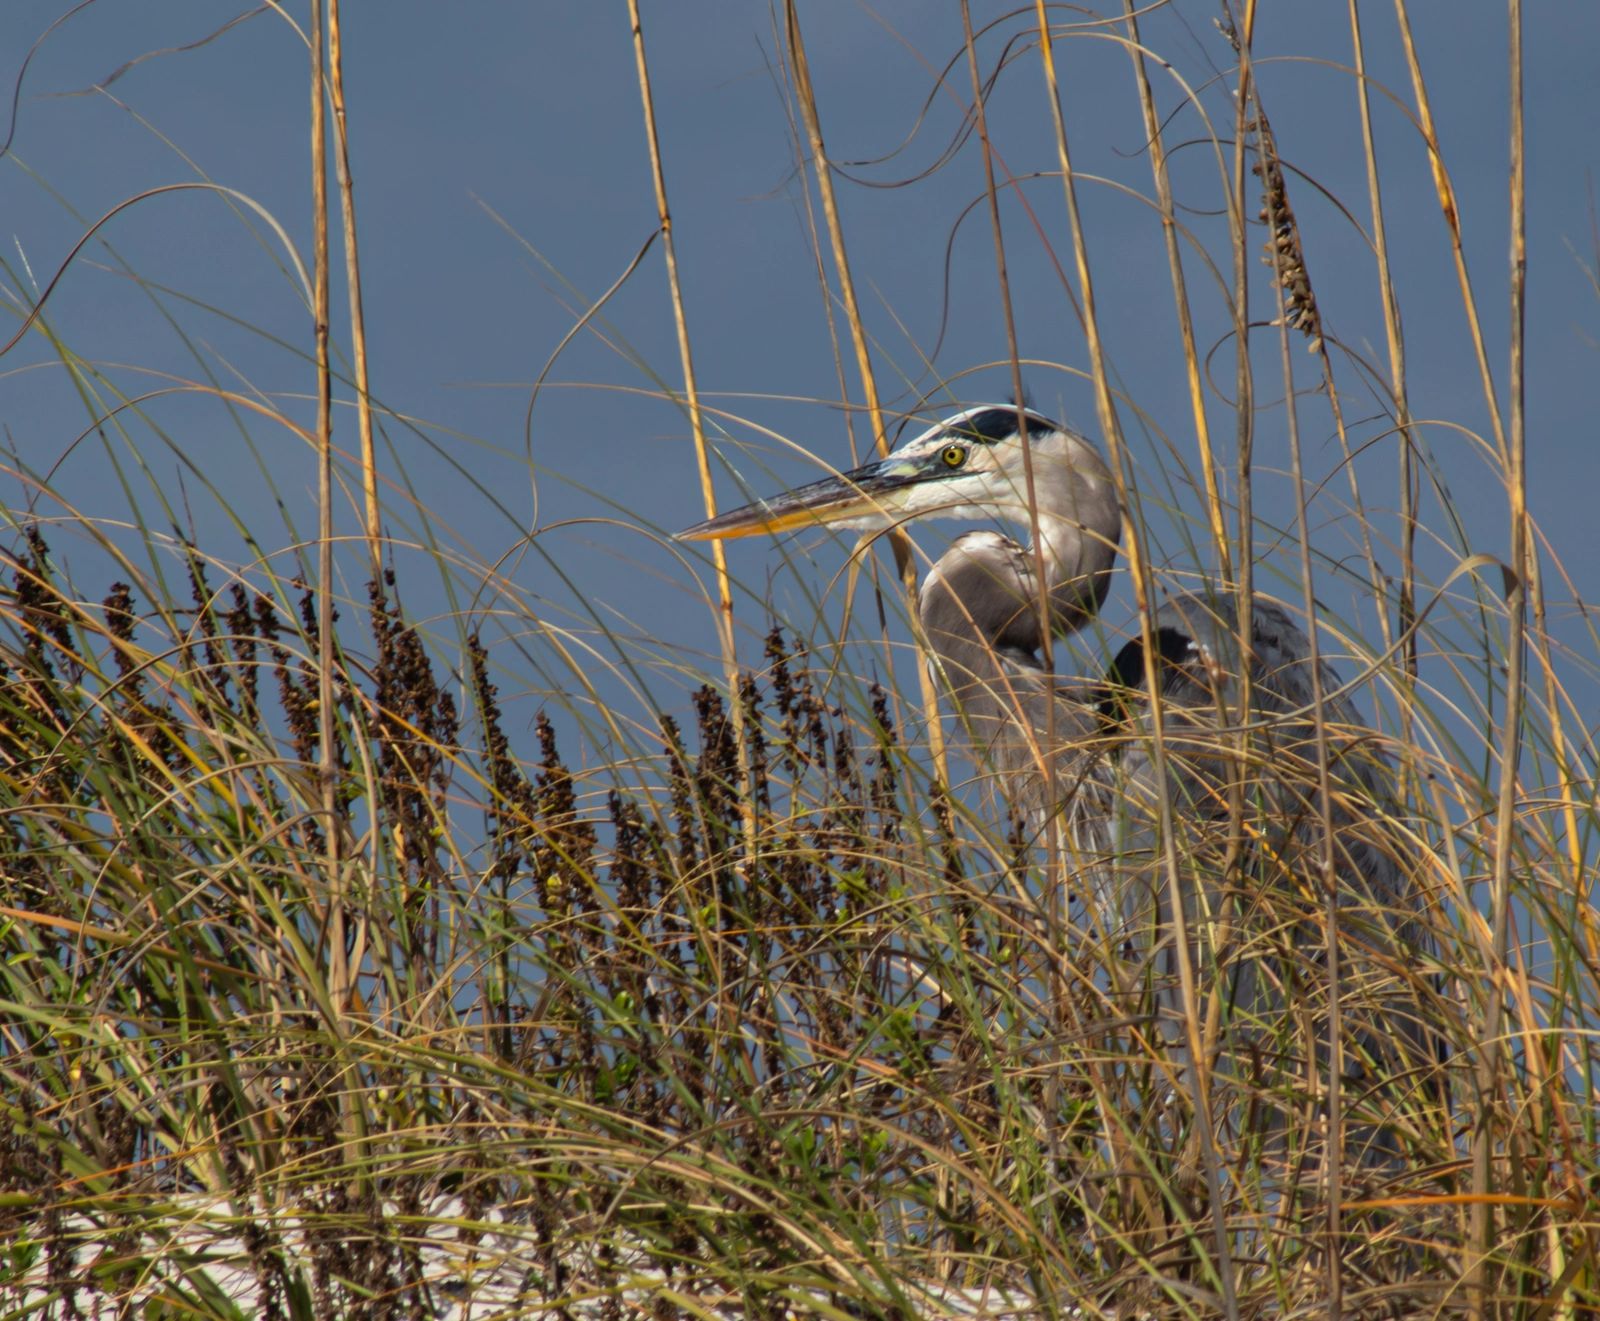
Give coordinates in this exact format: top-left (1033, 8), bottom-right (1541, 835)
top-left (677, 456), bottom-right (929, 541)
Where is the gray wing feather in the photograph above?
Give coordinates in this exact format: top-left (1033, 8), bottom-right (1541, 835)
top-left (1101, 592), bottom-right (1437, 1164)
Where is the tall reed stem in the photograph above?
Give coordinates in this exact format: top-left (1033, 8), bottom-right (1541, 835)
top-left (326, 0), bottom-right (380, 577)
top-left (1476, 2), bottom-right (1529, 1312)
top-left (625, 0), bottom-right (751, 847)
top-left (307, 0), bottom-right (344, 1017)
top-left (783, 1), bottom-right (947, 784)
top-left (1044, 4), bottom-right (1241, 1307)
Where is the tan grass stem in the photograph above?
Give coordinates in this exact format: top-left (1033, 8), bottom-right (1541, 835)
top-left (624, 3), bottom-right (731, 680)
top-left (1221, 8), bottom-right (1260, 954)
top-left (1349, 0), bottom-right (1420, 692)
top-left (782, 2), bottom-right (948, 785)
top-left (1256, 113), bottom-right (1347, 1321)
top-left (625, 1), bottom-right (757, 1038)
top-left (1391, 1), bottom-right (1506, 464)
top-left (1120, 2), bottom-right (1231, 587)
top-left (308, 0), bottom-right (365, 1189)
top-left (1034, 9), bottom-right (1237, 1313)
top-left (960, 0), bottom-right (1080, 1259)
top-left (1229, 1), bottom-right (1257, 702)
top-left (1474, 1), bottom-right (1531, 1310)
top-left (307, 0), bottom-right (345, 1015)
top-left (326, 0), bottom-right (380, 576)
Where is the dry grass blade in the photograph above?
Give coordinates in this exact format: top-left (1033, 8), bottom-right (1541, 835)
top-left (1120, 0), bottom-right (1231, 589)
top-left (782, 1), bottom-right (948, 786)
top-left (1254, 96), bottom-right (1346, 1317)
top-left (625, 0), bottom-right (757, 886)
top-left (1474, 2), bottom-right (1530, 1314)
top-left (306, 0), bottom-right (346, 1024)
top-left (326, 0), bottom-right (380, 575)
top-left (1034, 10), bottom-right (1241, 1313)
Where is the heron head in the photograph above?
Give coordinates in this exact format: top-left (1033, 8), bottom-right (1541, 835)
top-left (678, 405), bottom-right (1117, 544)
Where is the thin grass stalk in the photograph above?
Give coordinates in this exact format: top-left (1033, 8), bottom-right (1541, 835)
top-left (1221, 3), bottom-right (1258, 954)
top-left (1315, 358), bottom-right (1393, 651)
top-left (326, 0), bottom-right (380, 575)
top-left (780, 5), bottom-right (888, 464)
top-left (1473, 3), bottom-right (1530, 1312)
top-left (1227, 0), bottom-right (1257, 695)
top-left (1516, 401), bottom-right (1586, 939)
top-left (1527, 562), bottom-right (1586, 914)
top-left (781, 1), bottom-right (947, 784)
top-left (1257, 122), bottom-right (1345, 1316)
top-left (1241, 58), bottom-right (1422, 1300)
top-left (1028, 0), bottom-right (1144, 1237)
top-left (960, 7), bottom-right (1052, 684)
top-left (1250, 82), bottom-right (1394, 671)
top-left (1391, 1), bottom-right (1507, 465)
top-left (1348, 1), bottom-right (1419, 689)
top-left (957, 0), bottom-right (1057, 974)
top-left (326, 0), bottom-right (378, 1030)
top-left (308, 1), bottom-right (369, 1196)
top-left (1119, 2), bottom-right (1231, 588)
top-left (764, 21), bottom-right (922, 779)
top-left (1033, 10), bottom-right (1236, 1312)
top-left (626, 0), bottom-right (755, 873)
top-left (768, 18), bottom-right (865, 529)
top-left (1509, 900), bottom-right (1571, 1317)
top-left (307, 0), bottom-right (345, 1019)
top-left (1344, 3), bottom-right (1420, 642)
top-left (957, 0), bottom-right (1072, 1248)
top-left (1117, 11), bottom-right (1254, 1112)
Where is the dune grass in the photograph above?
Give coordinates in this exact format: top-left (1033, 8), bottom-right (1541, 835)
top-left (0, 2), bottom-right (1596, 1317)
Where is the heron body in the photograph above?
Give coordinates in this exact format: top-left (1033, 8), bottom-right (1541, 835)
top-left (681, 404), bottom-right (1435, 1166)
top-left (1103, 591), bottom-right (1434, 1167)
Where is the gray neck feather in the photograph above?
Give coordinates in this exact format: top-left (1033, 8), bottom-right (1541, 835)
top-left (915, 509), bottom-right (1120, 814)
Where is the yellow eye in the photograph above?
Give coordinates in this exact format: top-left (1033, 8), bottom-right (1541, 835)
top-left (941, 444), bottom-right (967, 468)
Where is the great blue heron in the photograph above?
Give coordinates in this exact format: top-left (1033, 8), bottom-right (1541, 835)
top-left (681, 404), bottom-right (1437, 1165)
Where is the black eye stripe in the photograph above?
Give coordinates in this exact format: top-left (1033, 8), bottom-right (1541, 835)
top-left (942, 407), bottom-right (1059, 445)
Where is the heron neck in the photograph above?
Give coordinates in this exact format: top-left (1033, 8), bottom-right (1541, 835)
top-left (1031, 511), bottom-right (1120, 637)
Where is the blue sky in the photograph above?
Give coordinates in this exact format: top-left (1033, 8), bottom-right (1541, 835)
top-left (2, 2), bottom-right (1596, 771)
